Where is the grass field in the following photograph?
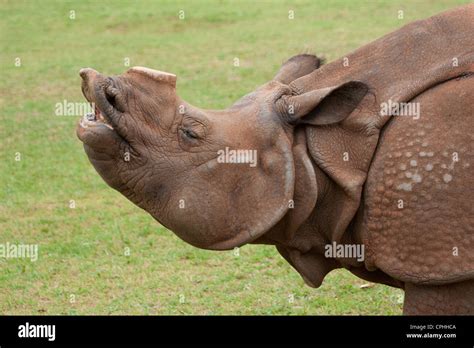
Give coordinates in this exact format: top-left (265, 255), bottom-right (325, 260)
top-left (0, 0), bottom-right (468, 315)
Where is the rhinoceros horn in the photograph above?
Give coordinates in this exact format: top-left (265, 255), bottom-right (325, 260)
top-left (128, 66), bottom-right (177, 87)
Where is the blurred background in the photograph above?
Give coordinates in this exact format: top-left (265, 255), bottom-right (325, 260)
top-left (0, 0), bottom-right (467, 314)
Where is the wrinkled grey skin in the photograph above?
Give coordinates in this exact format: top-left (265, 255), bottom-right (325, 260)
top-left (78, 5), bottom-right (474, 315)
top-left (77, 55), bottom-right (352, 251)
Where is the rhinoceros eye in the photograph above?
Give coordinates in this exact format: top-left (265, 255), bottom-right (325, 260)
top-left (178, 117), bottom-right (207, 150)
top-left (178, 127), bottom-right (201, 150)
top-left (180, 127), bottom-right (198, 139)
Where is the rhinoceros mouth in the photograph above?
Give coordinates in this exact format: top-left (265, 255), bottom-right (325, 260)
top-left (79, 103), bottom-right (114, 130)
top-left (76, 80), bottom-right (132, 155)
top-left (77, 95), bottom-right (121, 148)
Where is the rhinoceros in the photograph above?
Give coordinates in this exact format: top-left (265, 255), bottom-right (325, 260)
top-left (77, 4), bottom-right (474, 314)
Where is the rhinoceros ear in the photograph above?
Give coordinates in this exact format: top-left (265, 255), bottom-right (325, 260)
top-left (278, 81), bottom-right (368, 126)
top-left (127, 66), bottom-right (177, 87)
top-left (274, 54), bottom-right (324, 84)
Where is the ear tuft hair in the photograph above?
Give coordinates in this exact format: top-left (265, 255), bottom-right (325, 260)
top-left (286, 53), bottom-right (325, 70)
top-left (274, 54), bottom-right (325, 84)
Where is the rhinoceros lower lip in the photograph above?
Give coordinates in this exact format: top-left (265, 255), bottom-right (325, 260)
top-left (80, 104), bottom-right (114, 130)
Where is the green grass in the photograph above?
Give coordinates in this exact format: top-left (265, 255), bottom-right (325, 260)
top-left (0, 0), bottom-right (467, 315)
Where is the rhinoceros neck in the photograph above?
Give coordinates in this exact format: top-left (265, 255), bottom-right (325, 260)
top-left (254, 162), bottom-right (367, 287)
top-left (281, 4), bottom-right (474, 276)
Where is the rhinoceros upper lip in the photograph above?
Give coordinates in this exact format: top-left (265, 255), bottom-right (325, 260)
top-left (79, 79), bottom-right (135, 154)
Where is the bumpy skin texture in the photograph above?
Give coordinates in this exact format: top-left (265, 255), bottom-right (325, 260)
top-left (268, 5), bottom-right (474, 293)
top-left (273, 5), bottom-right (474, 314)
top-left (404, 280), bottom-right (474, 315)
top-left (77, 5), bottom-right (474, 315)
top-left (363, 76), bottom-right (474, 286)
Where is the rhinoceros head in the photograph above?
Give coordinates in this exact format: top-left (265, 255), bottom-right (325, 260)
top-left (77, 55), bottom-right (367, 250)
